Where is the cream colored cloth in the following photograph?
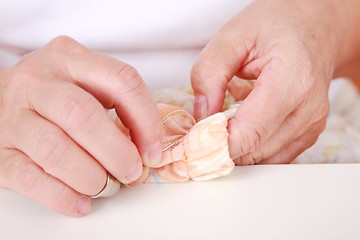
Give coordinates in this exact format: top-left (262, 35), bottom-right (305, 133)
top-left (294, 79), bottom-right (360, 164)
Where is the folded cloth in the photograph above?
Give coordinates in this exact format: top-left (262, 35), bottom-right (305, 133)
top-left (112, 99), bottom-right (237, 183)
top-left (143, 103), bottom-right (236, 183)
top-left (109, 78), bottom-right (360, 186)
top-left (109, 81), bottom-right (243, 184)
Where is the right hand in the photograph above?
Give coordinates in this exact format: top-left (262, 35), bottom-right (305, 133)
top-left (0, 36), bottom-right (162, 216)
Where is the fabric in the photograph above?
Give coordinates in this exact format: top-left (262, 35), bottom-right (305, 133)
top-left (109, 78), bottom-right (253, 183)
top-left (110, 77), bottom-right (360, 185)
top-left (111, 90), bottom-right (239, 183)
top-left (143, 103), bottom-right (236, 182)
top-left (109, 79), bottom-right (247, 183)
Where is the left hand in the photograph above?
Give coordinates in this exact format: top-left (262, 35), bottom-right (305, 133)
top-left (190, 0), bottom-right (350, 165)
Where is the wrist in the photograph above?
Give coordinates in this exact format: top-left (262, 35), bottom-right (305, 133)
top-left (296, 0), bottom-right (360, 78)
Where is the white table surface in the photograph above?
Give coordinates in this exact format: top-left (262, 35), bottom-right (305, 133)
top-left (1, 164), bottom-right (359, 240)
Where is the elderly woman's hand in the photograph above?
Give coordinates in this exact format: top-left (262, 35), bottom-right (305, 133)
top-left (0, 36), bottom-right (162, 216)
top-left (191, 0), bottom-right (360, 164)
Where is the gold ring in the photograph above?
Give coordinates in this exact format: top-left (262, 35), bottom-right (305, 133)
top-left (91, 173), bottom-right (120, 198)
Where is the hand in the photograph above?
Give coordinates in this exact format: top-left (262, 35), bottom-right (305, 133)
top-left (0, 36), bottom-right (162, 216)
top-left (191, 0), bottom-right (359, 164)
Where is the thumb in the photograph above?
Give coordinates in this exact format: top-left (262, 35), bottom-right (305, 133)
top-left (191, 15), bottom-right (295, 159)
top-left (191, 31), bottom-right (248, 120)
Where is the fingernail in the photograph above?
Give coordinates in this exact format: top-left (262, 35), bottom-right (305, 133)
top-left (148, 140), bottom-right (163, 165)
top-left (142, 140), bottom-right (163, 167)
top-left (194, 94), bottom-right (208, 121)
top-left (124, 158), bottom-right (143, 183)
top-left (76, 196), bottom-right (91, 216)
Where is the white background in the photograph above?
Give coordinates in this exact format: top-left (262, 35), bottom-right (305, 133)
top-left (1, 164), bottom-right (359, 240)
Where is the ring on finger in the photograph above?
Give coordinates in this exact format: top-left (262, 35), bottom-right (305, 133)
top-left (90, 172), bottom-right (120, 198)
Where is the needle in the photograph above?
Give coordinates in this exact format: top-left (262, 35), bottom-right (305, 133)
top-left (162, 138), bottom-right (182, 152)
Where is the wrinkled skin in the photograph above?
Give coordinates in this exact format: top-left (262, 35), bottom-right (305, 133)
top-left (0, 36), bottom-right (163, 216)
top-left (191, 0), bottom-right (360, 165)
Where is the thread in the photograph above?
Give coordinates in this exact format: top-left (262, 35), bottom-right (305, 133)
top-left (161, 109), bottom-right (187, 124)
top-left (161, 109), bottom-right (191, 152)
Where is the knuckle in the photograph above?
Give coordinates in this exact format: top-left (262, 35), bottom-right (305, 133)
top-left (239, 125), bottom-right (264, 155)
top-left (62, 94), bottom-right (99, 131)
top-left (0, 108), bottom-right (12, 137)
top-left (229, 119), bottom-right (265, 157)
top-left (190, 61), bottom-right (203, 80)
top-left (34, 130), bottom-right (66, 171)
top-left (20, 161), bottom-right (44, 193)
top-left (15, 52), bottom-right (36, 72)
top-left (47, 35), bottom-right (86, 56)
top-left (114, 64), bottom-right (146, 96)
top-left (10, 54), bottom-right (38, 89)
top-left (238, 153), bottom-right (257, 166)
top-left (0, 150), bottom-right (20, 188)
top-left (0, 150), bottom-right (14, 188)
top-left (248, 155), bottom-right (257, 165)
top-left (251, 150), bottom-right (264, 164)
top-left (191, 60), bottom-right (215, 84)
top-left (191, 60), bottom-right (228, 94)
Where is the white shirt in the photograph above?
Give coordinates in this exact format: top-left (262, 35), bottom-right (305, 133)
top-left (0, 0), bottom-right (253, 91)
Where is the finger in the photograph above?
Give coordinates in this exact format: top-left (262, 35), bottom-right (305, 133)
top-left (7, 109), bottom-right (107, 196)
top-left (43, 36), bottom-right (162, 167)
top-left (190, 9), bottom-right (267, 121)
top-left (29, 79), bottom-right (142, 184)
top-left (191, 32), bottom-right (245, 120)
top-left (233, 110), bottom-right (327, 165)
top-left (0, 149), bottom-right (91, 217)
top-left (259, 134), bottom-right (320, 165)
top-left (231, 97), bottom-right (328, 164)
top-left (228, 58), bottom-right (297, 158)
top-left (228, 78), bottom-right (255, 101)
